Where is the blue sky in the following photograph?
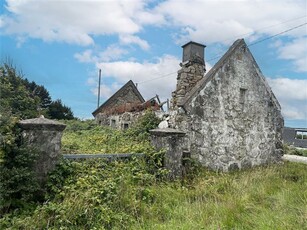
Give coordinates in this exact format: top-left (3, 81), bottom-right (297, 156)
top-left (0, 0), bottom-right (306, 128)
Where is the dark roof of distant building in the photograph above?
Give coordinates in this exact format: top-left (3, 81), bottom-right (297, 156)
top-left (92, 80), bottom-right (145, 116)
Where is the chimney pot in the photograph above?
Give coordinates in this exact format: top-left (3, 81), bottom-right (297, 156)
top-left (182, 41), bottom-right (206, 64)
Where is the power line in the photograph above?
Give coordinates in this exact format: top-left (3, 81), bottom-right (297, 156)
top-left (205, 22), bottom-right (307, 62)
top-left (137, 71), bottom-right (178, 84)
top-left (220, 15), bottom-right (306, 44)
top-left (248, 22), bottom-right (306, 47)
top-left (137, 21), bottom-right (307, 85)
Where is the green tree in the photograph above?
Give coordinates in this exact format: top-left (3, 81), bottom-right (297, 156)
top-left (48, 99), bottom-right (74, 120)
top-left (0, 62), bottom-right (75, 120)
top-left (0, 63), bottom-right (40, 119)
top-left (25, 80), bottom-right (52, 108)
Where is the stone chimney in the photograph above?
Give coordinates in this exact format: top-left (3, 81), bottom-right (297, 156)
top-left (172, 41), bottom-right (206, 108)
top-left (182, 41), bottom-right (206, 67)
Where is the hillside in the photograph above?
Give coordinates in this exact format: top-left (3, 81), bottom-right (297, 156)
top-left (1, 118), bottom-right (306, 229)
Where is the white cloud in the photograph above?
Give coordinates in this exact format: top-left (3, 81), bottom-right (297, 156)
top-left (2, 0), bottom-right (306, 121)
top-left (119, 34), bottom-right (150, 50)
top-left (74, 44), bottom-right (128, 63)
top-left (99, 45), bottom-right (128, 62)
top-left (2, 0), bottom-right (305, 71)
top-left (2, 0), bottom-right (150, 46)
top-left (94, 55), bottom-right (180, 102)
top-left (0, 16), bottom-right (4, 28)
top-left (90, 82), bottom-right (121, 99)
top-left (277, 37), bottom-right (307, 72)
top-left (89, 54), bottom-right (212, 106)
top-left (268, 77), bottom-right (307, 120)
top-left (3, 0), bottom-right (305, 47)
top-left (74, 49), bottom-right (95, 63)
top-left (155, 0), bottom-right (306, 44)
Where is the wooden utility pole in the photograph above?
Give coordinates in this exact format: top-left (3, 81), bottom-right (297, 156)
top-left (97, 69), bottom-right (101, 108)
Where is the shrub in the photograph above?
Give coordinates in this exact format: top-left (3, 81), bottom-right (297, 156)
top-left (284, 144), bottom-right (307, 157)
top-left (126, 110), bottom-right (161, 140)
top-left (0, 112), bottom-right (40, 215)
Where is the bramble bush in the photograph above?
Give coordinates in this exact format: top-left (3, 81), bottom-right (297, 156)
top-left (1, 111), bottom-right (306, 229)
top-left (0, 110), bottom-right (168, 228)
top-left (61, 110), bottom-right (161, 154)
top-left (0, 112), bottom-right (40, 215)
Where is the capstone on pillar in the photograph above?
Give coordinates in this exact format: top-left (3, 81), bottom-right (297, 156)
top-left (149, 128), bottom-right (186, 180)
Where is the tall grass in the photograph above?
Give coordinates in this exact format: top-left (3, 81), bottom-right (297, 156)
top-left (1, 118), bottom-right (306, 229)
top-left (131, 162), bottom-right (306, 230)
top-left (1, 161), bottom-right (306, 229)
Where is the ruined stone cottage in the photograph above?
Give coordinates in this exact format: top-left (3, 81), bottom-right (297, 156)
top-left (170, 39), bottom-right (284, 171)
top-left (92, 80), bottom-right (160, 129)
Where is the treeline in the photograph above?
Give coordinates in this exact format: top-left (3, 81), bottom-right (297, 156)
top-left (0, 62), bottom-right (74, 120)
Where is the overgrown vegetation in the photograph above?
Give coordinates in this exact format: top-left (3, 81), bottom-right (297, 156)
top-left (1, 159), bottom-right (306, 229)
top-left (61, 110), bottom-right (161, 154)
top-left (296, 133), bottom-right (307, 140)
top-left (0, 62), bottom-right (76, 215)
top-left (284, 144), bottom-right (307, 157)
top-left (0, 112), bottom-right (41, 214)
top-left (0, 62), bottom-right (306, 228)
top-left (1, 116), bottom-right (306, 229)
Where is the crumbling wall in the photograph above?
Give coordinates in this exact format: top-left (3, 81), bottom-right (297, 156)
top-left (171, 43), bottom-right (284, 171)
top-left (96, 112), bottom-right (143, 129)
top-left (172, 61), bottom-right (205, 107)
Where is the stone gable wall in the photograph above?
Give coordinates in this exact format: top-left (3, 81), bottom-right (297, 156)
top-left (103, 85), bottom-right (143, 112)
top-left (171, 45), bottom-right (284, 171)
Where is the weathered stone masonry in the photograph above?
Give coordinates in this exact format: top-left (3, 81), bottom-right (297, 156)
top-left (93, 80), bottom-right (161, 129)
top-left (172, 41), bottom-right (206, 107)
top-left (19, 116), bottom-right (66, 184)
top-left (150, 128), bottom-right (186, 179)
top-left (170, 39), bottom-right (284, 172)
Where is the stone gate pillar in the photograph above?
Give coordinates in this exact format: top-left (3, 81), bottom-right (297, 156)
top-left (149, 128), bottom-right (186, 180)
top-left (18, 115), bottom-right (66, 184)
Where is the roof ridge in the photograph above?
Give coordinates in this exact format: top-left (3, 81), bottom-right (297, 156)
top-left (92, 80), bottom-right (145, 116)
top-left (178, 39), bottom-right (245, 108)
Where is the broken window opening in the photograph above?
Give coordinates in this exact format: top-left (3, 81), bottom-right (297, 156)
top-left (111, 119), bottom-right (116, 128)
top-left (123, 123), bottom-right (129, 129)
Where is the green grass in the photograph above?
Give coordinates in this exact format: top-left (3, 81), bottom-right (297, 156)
top-left (131, 162), bottom-right (307, 230)
top-left (1, 118), bottom-right (306, 229)
top-left (61, 124), bottom-right (153, 154)
top-left (1, 160), bottom-right (306, 229)
top-left (284, 144), bottom-right (307, 157)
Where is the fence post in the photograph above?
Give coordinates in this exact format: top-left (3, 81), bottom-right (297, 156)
top-left (18, 115), bottom-right (66, 185)
top-left (149, 128), bottom-right (186, 180)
